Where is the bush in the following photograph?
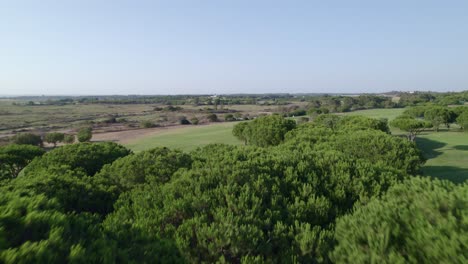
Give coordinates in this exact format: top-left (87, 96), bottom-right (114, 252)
top-left (140, 120), bottom-right (155, 128)
top-left (0, 144), bottom-right (45, 179)
top-left (332, 177), bottom-right (467, 263)
top-left (224, 113), bottom-right (236, 121)
top-left (21, 142), bottom-right (131, 177)
top-left (12, 133), bottom-right (43, 146)
top-left (232, 115), bottom-right (296, 147)
top-left (44, 132), bottom-right (65, 147)
top-left (179, 117), bottom-right (191, 125)
top-left (63, 134), bottom-right (75, 144)
top-left (96, 147), bottom-right (192, 192)
top-left (106, 143), bottom-right (403, 263)
top-left (190, 117), bottom-right (199, 125)
top-left (77, 127), bottom-right (92, 142)
top-left (206, 113), bottom-right (218, 122)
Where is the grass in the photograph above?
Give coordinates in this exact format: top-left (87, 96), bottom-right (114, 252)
top-left (417, 132), bottom-right (468, 183)
top-left (339, 108), bottom-right (405, 121)
top-left (126, 122), bottom-right (242, 152)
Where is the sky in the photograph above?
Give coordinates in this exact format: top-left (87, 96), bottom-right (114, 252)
top-left (1, 0), bottom-right (468, 95)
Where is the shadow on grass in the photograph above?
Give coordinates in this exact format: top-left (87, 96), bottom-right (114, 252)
top-left (453, 145), bottom-right (468, 151)
top-left (415, 137), bottom-right (446, 159)
top-left (422, 166), bottom-right (468, 184)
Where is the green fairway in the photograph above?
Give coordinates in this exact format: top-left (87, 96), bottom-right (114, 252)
top-left (339, 108), bottom-right (405, 121)
top-left (125, 122), bottom-right (242, 152)
top-left (417, 132), bottom-right (468, 183)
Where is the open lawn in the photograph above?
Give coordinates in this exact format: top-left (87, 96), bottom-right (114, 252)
top-left (339, 108), bottom-right (405, 121)
top-left (125, 122), bottom-right (242, 152)
top-left (417, 132), bottom-right (468, 183)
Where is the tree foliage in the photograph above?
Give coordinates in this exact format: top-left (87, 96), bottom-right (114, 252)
top-left (106, 142), bottom-right (405, 263)
top-left (332, 177), bottom-right (467, 263)
top-left (12, 133), bottom-right (43, 146)
top-left (424, 106), bottom-right (451, 131)
top-left (390, 116), bottom-right (431, 141)
top-left (77, 127), bottom-right (93, 142)
top-left (63, 134), bottom-right (75, 144)
top-left (44, 132), bottom-right (65, 147)
top-left (21, 142), bottom-right (131, 177)
top-left (456, 110), bottom-right (468, 131)
top-left (0, 144), bottom-right (45, 180)
top-left (0, 112), bottom-right (463, 263)
top-left (96, 147), bottom-right (192, 192)
top-left (232, 115), bottom-right (296, 147)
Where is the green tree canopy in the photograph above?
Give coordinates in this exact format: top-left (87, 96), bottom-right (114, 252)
top-left (232, 115), bottom-right (296, 147)
top-left (77, 127), bottom-right (93, 142)
top-left (96, 147), bottom-right (192, 192)
top-left (424, 106), bottom-right (450, 131)
top-left (44, 132), bottom-right (65, 147)
top-left (21, 142), bottom-right (131, 177)
top-left (332, 177), bottom-right (467, 263)
top-left (456, 110), bottom-right (468, 131)
top-left (106, 143), bottom-right (404, 262)
top-left (12, 133), bottom-right (43, 146)
top-left (0, 144), bottom-right (45, 180)
top-left (390, 116), bottom-right (431, 141)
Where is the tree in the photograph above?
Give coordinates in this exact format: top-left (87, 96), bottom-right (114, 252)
top-left (224, 113), bottom-right (235, 121)
top-left (332, 177), bottom-right (467, 263)
top-left (190, 117), bottom-right (199, 125)
top-left (96, 147), bottom-right (192, 192)
top-left (232, 121), bottom-right (250, 145)
top-left (44, 132), bottom-right (65, 147)
top-left (21, 142), bottom-right (131, 177)
top-left (140, 120), bottom-right (155, 128)
top-left (313, 114), bottom-right (341, 131)
top-left (77, 127), bottom-right (92, 142)
top-left (232, 115), bottom-right (296, 147)
top-left (12, 133), bottom-right (43, 146)
top-left (179, 116), bottom-right (191, 125)
top-left (337, 115), bottom-right (390, 133)
top-left (206, 113), bottom-right (218, 122)
top-left (333, 130), bottom-right (425, 175)
top-left (63, 134), bottom-right (75, 144)
top-left (390, 116), bottom-right (431, 141)
top-left (0, 192), bottom-right (116, 263)
top-left (424, 106), bottom-right (450, 131)
top-left (106, 143), bottom-right (403, 263)
top-left (456, 111), bottom-right (468, 131)
top-left (0, 144), bottom-right (45, 179)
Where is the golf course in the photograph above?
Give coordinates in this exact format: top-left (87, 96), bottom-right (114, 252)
top-left (125, 108), bottom-right (468, 183)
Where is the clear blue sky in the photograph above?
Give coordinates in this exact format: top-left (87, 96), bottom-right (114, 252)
top-left (1, 0), bottom-right (468, 95)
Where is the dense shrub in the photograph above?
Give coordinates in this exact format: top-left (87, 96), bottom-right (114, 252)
top-left (44, 132), bottom-right (65, 147)
top-left (232, 115), bottom-right (296, 147)
top-left (12, 133), bottom-right (43, 146)
top-left (96, 147), bottom-right (192, 192)
top-left (77, 127), bottom-right (92, 142)
top-left (206, 113), bottom-right (218, 122)
top-left (332, 177), bottom-right (467, 263)
top-left (21, 142), bottom-right (131, 177)
top-left (0, 144), bottom-right (45, 179)
top-left (106, 143), bottom-right (404, 262)
top-left (63, 134), bottom-right (75, 144)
